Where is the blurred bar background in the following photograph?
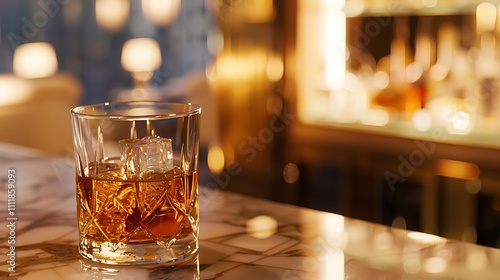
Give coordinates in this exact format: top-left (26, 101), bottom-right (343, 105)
top-left (1, 0), bottom-right (500, 248)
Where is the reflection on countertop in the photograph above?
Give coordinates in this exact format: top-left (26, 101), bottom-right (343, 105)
top-left (0, 142), bottom-right (499, 279)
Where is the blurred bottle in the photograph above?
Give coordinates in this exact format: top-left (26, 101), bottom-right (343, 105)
top-left (426, 22), bottom-right (477, 134)
top-left (405, 17), bottom-right (434, 121)
top-left (371, 17), bottom-right (411, 119)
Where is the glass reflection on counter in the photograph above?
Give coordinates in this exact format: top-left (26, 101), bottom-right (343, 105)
top-left (246, 215), bottom-right (279, 239)
top-left (423, 256), bottom-right (447, 273)
top-left (466, 248), bottom-right (488, 270)
top-left (297, 212), bottom-right (345, 279)
top-left (407, 231), bottom-right (446, 245)
top-left (270, 200), bottom-right (500, 278)
top-left (80, 254), bottom-right (200, 279)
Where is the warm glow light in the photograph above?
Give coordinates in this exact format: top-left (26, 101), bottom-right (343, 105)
top-left (323, 214), bottom-right (344, 242)
top-left (266, 56), bottom-right (284, 82)
top-left (423, 257), bottom-right (447, 273)
top-left (208, 145), bottom-right (225, 175)
top-left (436, 159), bottom-right (480, 180)
top-left (215, 55), bottom-right (242, 80)
top-left (323, 249), bottom-right (344, 279)
top-left (476, 2), bottom-right (497, 34)
top-left (426, 96), bottom-right (453, 128)
top-left (412, 109), bottom-right (432, 132)
top-left (215, 51), bottom-right (267, 81)
top-left (0, 76), bottom-right (32, 106)
top-left (323, 1), bottom-right (346, 90)
top-left (95, 0), bottom-right (130, 31)
top-left (449, 111), bottom-right (471, 134)
top-left (408, 232), bottom-right (446, 245)
top-left (13, 42), bottom-right (58, 79)
top-left (121, 38), bottom-right (162, 73)
top-left (246, 215), bottom-right (278, 239)
top-left (142, 0), bottom-right (181, 26)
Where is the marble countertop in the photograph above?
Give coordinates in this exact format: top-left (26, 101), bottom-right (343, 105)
top-left (1, 142), bottom-right (500, 279)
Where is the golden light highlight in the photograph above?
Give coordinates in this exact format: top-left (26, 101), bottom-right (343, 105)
top-left (121, 38), bottom-right (162, 73)
top-left (266, 56), bottom-right (284, 82)
top-left (0, 76), bottom-right (32, 107)
top-left (95, 0), bottom-right (129, 31)
top-left (246, 215), bottom-right (278, 239)
top-left (407, 232), bottom-right (446, 245)
top-left (476, 2), bottom-right (497, 34)
top-left (435, 159), bottom-right (480, 180)
top-left (13, 42), bottom-right (58, 79)
top-left (208, 145), bottom-right (225, 175)
top-left (142, 0), bottom-right (181, 26)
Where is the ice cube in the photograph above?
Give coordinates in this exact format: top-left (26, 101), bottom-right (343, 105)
top-left (119, 136), bottom-right (173, 180)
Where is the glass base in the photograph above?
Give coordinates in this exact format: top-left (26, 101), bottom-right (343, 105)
top-left (79, 233), bottom-right (198, 266)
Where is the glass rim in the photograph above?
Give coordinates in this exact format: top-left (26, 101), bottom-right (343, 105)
top-left (70, 101), bottom-right (201, 120)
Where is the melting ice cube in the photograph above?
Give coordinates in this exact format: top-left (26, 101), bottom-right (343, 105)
top-left (119, 136), bottom-right (173, 179)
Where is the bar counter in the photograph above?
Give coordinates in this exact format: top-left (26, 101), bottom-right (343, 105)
top-left (1, 142), bottom-right (500, 279)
